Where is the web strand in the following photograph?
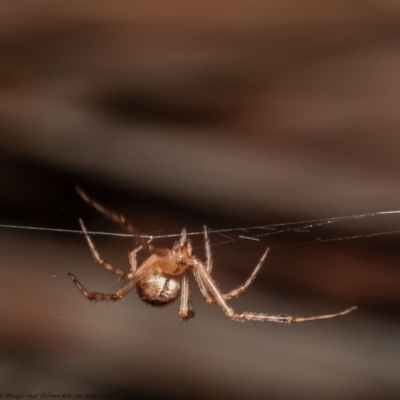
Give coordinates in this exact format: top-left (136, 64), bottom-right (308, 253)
top-left (3, 176), bottom-right (400, 246)
top-left (2, 208), bottom-right (400, 248)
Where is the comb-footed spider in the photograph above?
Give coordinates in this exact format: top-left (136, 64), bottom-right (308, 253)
top-left (69, 188), bottom-right (357, 323)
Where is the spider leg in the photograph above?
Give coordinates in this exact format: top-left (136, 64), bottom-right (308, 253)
top-left (68, 273), bottom-right (121, 301)
top-left (192, 268), bottom-right (214, 304)
top-left (186, 240), bottom-right (193, 256)
top-left (193, 228), bottom-right (266, 304)
top-left (79, 219), bottom-right (134, 280)
top-left (203, 226), bottom-right (213, 273)
top-left (210, 248), bottom-right (269, 303)
top-left (193, 258), bottom-right (357, 324)
top-left (179, 274), bottom-right (195, 320)
top-left (68, 254), bottom-right (158, 302)
top-left (184, 234), bottom-right (211, 304)
top-left (229, 306), bottom-right (358, 323)
top-left (76, 186), bottom-right (153, 253)
top-left (179, 228), bottom-right (187, 246)
top-left (128, 238), bottom-right (153, 272)
top-left (128, 246), bottom-right (142, 272)
top-left (189, 226), bottom-right (215, 304)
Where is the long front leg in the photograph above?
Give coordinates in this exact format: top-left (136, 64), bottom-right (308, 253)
top-left (76, 186), bottom-right (153, 253)
top-left (80, 219), bottom-right (134, 280)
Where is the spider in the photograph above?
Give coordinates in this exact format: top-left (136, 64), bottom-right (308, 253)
top-left (69, 187), bottom-right (357, 323)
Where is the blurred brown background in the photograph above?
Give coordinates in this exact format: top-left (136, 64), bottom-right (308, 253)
top-left (0, 1), bottom-right (399, 399)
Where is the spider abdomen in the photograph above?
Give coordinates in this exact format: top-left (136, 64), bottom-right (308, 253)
top-left (137, 269), bottom-right (180, 306)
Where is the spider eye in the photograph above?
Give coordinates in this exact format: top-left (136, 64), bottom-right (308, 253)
top-left (176, 259), bottom-right (187, 267)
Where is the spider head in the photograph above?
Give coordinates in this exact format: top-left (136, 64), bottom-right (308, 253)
top-left (156, 244), bottom-right (191, 276)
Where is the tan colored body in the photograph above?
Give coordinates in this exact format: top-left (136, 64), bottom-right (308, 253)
top-left (69, 187), bottom-right (357, 323)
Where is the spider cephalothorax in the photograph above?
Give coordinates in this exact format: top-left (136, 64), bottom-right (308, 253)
top-left (69, 187), bottom-right (357, 323)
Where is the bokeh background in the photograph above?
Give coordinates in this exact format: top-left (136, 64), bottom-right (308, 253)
top-left (0, 1), bottom-right (399, 399)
